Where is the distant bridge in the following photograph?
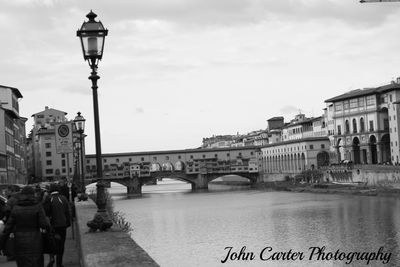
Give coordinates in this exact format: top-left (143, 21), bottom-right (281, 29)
top-left (84, 146), bottom-right (261, 195)
top-left (85, 169), bottom-right (260, 195)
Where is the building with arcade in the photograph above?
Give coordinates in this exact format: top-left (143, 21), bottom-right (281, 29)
top-left (325, 80), bottom-right (400, 165)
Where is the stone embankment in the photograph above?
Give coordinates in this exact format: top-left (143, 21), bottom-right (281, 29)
top-left (255, 181), bottom-right (400, 197)
top-left (75, 199), bottom-right (159, 267)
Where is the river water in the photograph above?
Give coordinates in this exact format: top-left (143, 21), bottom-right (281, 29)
top-left (107, 180), bottom-right (400, 267)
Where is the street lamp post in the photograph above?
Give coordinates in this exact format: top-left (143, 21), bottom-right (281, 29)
top-left (74, 112), bottom-right (86, 196)
top-left (77, 10), bottom-right (112, 230)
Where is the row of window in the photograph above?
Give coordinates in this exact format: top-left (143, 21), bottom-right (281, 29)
top-left (335, 96), bottom-right (376, 112)
top-left (4, 117), bottom-right (25, 141)
top-left (2, 155), bottom-right (23, 169)
top-left (5, 132), bottom-right (14, 147)
top-left (45, 159), bottom-right (66, 166)
top-left (45, 168), bottom-right (72, 174)
top-left (98, 152), bottom-right (253, 164)
top-left (45, 151), bottom-right (66, 158)
top-left (90, 166), bottom-right (252, 175)
top-left (263, 144), bottom-right (325, 155)
top-left (338, 118), bottom-right (373, 135)
top-left (334, 93), bottom-right (397, 113)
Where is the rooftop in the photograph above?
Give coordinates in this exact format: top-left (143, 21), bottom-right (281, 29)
top-left (32, 106), bottom-right (67, 117)
top-left (0, 85), bottom-right (23, 98)
top-left (325, 82), bottom-right (400, 103)
top-left (267, 116), bottom-right (284, 121)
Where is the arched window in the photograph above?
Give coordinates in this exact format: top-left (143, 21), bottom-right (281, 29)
top-left (352, 119), bottom-right (357, 133)
top-left (345, 120), bottom-right (350, 134)
top-left (360, 117), bottom-right (365, 132)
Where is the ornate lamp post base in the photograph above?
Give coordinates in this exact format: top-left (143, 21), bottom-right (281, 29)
top-left (87, 212), bottom-right (113, 231)
top-left (86, 211), bottom-right (113, 232)
top-left (87, 181), bottom-right (113, 231)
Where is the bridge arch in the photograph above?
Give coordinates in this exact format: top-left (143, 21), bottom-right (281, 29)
top-left (300, 153), bottom-right (306, 170)
top-left (150, 172), bottom-right (195, 185)
top-left (316, 151), bottom-right (330, 167)
top-left (208, 174), bottom-right (257, 183)
top-left (297, 153), bottom-right (301, 171)
top-left (290, 154), bottom-right (294, 172)
top-left (283, 154), bottom-right (287, 171)
top-left (84, 179), bottom-right (136, 195)
top-left (381, 134), bottom-right (391, 163)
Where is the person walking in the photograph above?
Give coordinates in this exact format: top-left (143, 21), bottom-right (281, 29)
top-left (4, 186), bottom-right (21, 222)
top-left (2, 185), bottom-right (21, 261)
top-left (43, 184), bottom-right (71, 267)
top-left (1, 185), bottom-right (51, 267)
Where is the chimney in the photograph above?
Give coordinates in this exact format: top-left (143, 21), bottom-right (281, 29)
top-left (45, 106), bottom-right (49, 110)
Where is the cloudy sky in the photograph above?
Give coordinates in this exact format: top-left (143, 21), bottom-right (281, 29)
top-left (1, 0), bottom-right (400, 154)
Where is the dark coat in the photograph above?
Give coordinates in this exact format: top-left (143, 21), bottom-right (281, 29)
top-left (58, 183), bottom-right (77, 202)
top-left (2, 194), bottom-right (50, 267)
top-left (4, 192), bottom-right (20, 222)
top-left (43, 192), bottom-right (71, 228)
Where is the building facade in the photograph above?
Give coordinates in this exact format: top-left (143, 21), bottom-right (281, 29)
top-left (0, 85), bottom-right (28, 184)
top-left (27, 106), bottom-right (81, 182)
top-left (281, 114), bottom-right (317, 141)
top-left (258, 114), bottom-right (331, 179)
top-left (325, 82), bottom-right (400, 165)
top-left (260, 137), bottom-right (331, 176)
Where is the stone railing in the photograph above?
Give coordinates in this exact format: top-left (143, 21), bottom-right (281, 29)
top-left (321, 164), bottom-right (400, 172)
top-left (353, 164), bottom-right (400, 172)
top-left (75, 200), bottom-right (159, 267)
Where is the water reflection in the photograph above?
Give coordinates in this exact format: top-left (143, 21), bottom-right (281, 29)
top-left (108, 182), bottom-right (400, 267)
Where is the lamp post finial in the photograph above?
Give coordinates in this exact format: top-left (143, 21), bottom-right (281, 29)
top-left (86, 10), bottom-right (97, 22)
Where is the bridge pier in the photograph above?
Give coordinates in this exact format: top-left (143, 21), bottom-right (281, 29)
top-left (192, 174), bottom-right (208, 191)
top-left (256, 173), bottom-right (263, 183)
top-left (127, 177), bottom-right (142, 197)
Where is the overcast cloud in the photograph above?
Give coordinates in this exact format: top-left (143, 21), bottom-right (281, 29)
top-left (1, 0), bottom-right (400, 153)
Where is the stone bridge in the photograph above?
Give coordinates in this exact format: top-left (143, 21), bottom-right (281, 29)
top-left (85, 170), bottom-right (260, 196)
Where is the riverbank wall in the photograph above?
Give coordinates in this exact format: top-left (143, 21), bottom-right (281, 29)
top-left (347, 165), bottom-right (400, 188)
top-left (260, 165), bottom-right (400, 189)
top-left (75, 199), bottom-right (159, 267)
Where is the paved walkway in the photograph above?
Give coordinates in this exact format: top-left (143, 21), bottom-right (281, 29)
top-left (0, 223), bottom-right (80, 267)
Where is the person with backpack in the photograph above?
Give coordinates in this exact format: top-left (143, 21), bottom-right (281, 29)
top-left (43, 183), bottom-right (71, 267)
top-left (1, 186), bottom-right (51, 266)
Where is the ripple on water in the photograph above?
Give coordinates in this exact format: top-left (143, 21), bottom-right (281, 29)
top-left (108, 183), bottom-right (400, 267)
